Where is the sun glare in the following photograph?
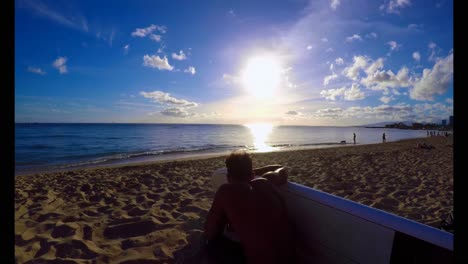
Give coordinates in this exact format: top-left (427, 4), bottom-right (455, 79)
top-left (245, 123), bottom-right (275, 152)
top-left (241, 55), bottom-right (282, 99)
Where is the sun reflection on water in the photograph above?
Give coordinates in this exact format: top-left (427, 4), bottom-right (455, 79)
top-left (244, 123), bottom-right (275, 152)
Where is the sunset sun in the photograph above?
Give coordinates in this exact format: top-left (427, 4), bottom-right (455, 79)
top-left (241, 55), bottom-right (282, 99)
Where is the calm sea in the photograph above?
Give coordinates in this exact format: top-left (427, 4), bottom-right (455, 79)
top-left (15, 123), bottom-right (428, 175)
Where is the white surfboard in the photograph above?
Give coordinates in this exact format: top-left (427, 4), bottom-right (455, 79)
top-left (211, 168), bottom-right (453, 264)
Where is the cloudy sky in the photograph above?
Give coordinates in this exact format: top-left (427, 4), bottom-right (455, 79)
top-left (15, 0), bottom-right (453, 126)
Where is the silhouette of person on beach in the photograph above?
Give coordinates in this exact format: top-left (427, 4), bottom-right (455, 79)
top-left (353, 133), bottom-right (356, 144)
top-left (204, 150), bottom-right (295, 263)
top-left (382, 133), bottom-right (386, 143)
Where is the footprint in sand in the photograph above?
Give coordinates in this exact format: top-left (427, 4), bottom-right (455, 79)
top-left (127, 207), bottom-right (149, 217)
top-left (36, 212), bottom-right (63, 223)
top-left (83, 225), bottom-right (93, 240)
top-left (33, 239), bottom-right (52, 258)
top-left (82, 210), bottom-right (101, 217)
top-left (51, 223), bottom-right (79, 238)
top-left (53, 239), bottom-right (100, 259)
top-left (188, 187), bottom-right (203, 195)
top-left (146, 192), bottom-right (161, 201)
top-left (103, 219), bottom-right (172, 239)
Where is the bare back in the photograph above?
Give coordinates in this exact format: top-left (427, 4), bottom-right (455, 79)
top-left (205, 177), bottom-right (295, 263)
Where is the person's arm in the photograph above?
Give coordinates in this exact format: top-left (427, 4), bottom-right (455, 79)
top-left (259, 167), bottom-right (289, 186)
top-left (253, 165), bottom-right (283, 176)
top-left (204, 186), bottom-right (228, 241)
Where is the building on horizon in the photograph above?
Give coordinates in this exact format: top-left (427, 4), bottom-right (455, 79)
top-left (442, 120), bottom-right (447, 126)
top-left (449, 115), bottom-right (453, 126)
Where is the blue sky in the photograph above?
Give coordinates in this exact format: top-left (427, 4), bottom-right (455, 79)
top-left (15, 0), bottom-right (453, 125)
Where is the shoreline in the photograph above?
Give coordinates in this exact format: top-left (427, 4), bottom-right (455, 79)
top-left (16, 137), bottom-right (425, 177)
top-left (15, 136), bottom-right (453, 262)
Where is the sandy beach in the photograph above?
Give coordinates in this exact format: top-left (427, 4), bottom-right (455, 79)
top-left (15, 136), bottom-right (453, 263)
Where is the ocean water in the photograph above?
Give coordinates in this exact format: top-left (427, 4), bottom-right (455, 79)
top-left (15, 123), bottom-right (428, 175)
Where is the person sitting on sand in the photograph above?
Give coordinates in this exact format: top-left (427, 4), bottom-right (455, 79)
top-left (204, 150), bottom-right (295, 264)
top-left (416, 143), bottom-right (435, 149)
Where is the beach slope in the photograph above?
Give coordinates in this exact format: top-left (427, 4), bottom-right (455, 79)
top-left (15, 136), bottom-right (453, 263)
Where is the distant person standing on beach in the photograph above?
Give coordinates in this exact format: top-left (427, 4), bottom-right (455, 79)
top-left (382, 133), bottom-right (386, 143)
top-left (353, 133), bottom-right (356, 144)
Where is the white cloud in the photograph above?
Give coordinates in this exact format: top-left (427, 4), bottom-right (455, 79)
top-left (387, 40), bottom-right (401, 51)
top-left (446, 98), bottom-right (453, 104)
top-left (320, 83), bottom-right (365, 101)
top-left (285, 110), bottom-right (301, 115)
top-left (160, 107), bottom-right (195, 118)
top-left (140, 91), bottom-right (198, 107)
top-left (143, 55), bottom-right (174, 71)
top-left (306, 45), bottom-right (313, 50)
top-left (414, 103), bottom-right (449, 114)
top-left (412, 51), bottom-right (421, 61)
top-left (365, 32), bottom-right (378, 39)
top-left (131, 24), bottom-right (166, 37)
top-left (323, 73), bottom-right (338, 86)
top-left (314, 108), bottom-right (343, 119)
top-left (344, 104), bottom-right (413, 120)
top-left (123, 44), bottom-right (130, 54)
top-left (365, 58), bottom-right (385, 75)
top-left (27, 66), bottom-right (46, 75)
top-left (410, 52), bottom-right (453, 101)
top-left (149, 34), bottom-right (162, 42)
top-left (341, 55), bottom-right (417, 93)
top-left (372, 104), bottom-right (412, 114)
top-left (380, 96), bottom-right (394, 104)
top-left (320, 87), bottom-right (345, 100)
top-left (172, 50), bottom-right (187, 61)
top-left (335, 58), bottom-right (344, 65)
top-left (321, 38), bottom-right (328, 42)
top-left (52, 57), bottom-right (67, 74)
top-left (428, 42), bottom-right (438, 62)
top-left (326, 48), bottom-right (334, 53)
top-left (131, 24), bottom-right (155, 37)
top-left (343, 55), bottom-right (368, 80)
top-left (395, 68), bottom-right (410, 85)
top-left (184, 66), bottom-right (196, 75)
top-left (408, 24), bottom-right (423, 31)
top-left (313, 102), bottom-right (451, 124)
top-left (344, 83), bottom-right (366, 100)
top-left (413, 102), bottom-right (453, 123)
top-left (361, 66), bottom-right (412, 91)
top-left (345, 34), bottom-right (362, 42)
top-left (157, 44), bottom-right (166, 54)
top-left (380, 0), bottom-right (412, 14)
top-left (330, 0), bottom-right (341, 10)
